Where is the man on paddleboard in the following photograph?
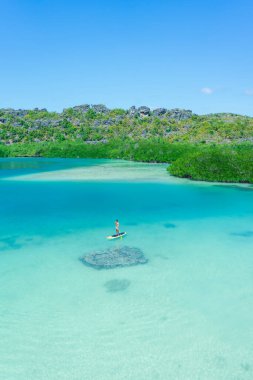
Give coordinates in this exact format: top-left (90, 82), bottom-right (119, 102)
top-left (115, 219), bottom-right (120, 235)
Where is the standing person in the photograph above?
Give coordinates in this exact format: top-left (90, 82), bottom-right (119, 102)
top-left (115, 219), bottom-right (120, 235)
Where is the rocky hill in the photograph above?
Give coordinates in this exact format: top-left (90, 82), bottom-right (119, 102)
top-left (0, 104), bottom-right (252, 145)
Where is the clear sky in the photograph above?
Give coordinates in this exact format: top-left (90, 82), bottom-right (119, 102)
top-left (1, 0), bottom-right (253, 115)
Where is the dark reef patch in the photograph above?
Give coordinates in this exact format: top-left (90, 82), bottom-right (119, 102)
top-left (80, 246), bottom-right (148, 269)
top-left (214, 184), bottom-right (253, 192)
top-left (241, 363), bottom-right (251, 372)
top-left (104, 279), bottom-right (130, 292)
top-left (230, 231), bottom-right (253, 237)
top-left (0, 236), bottom-right (23, 251)
top-left (164, 223), bottom-right (176, 229)
top-left (214, 355), bottom-right (227, 369)
top-left (156, 254), bottom-right (169, 261)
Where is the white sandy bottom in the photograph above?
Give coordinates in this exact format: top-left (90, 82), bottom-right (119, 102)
top-left (3, 160), bottom-right (188, 184)
top-left (1, 158), bottom-right (253, 379)
top-left (1, 216), bottom-right (253, 380)
top-left (5, 160), bottom-right (253, 195)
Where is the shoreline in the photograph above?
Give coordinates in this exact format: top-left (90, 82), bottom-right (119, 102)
top-left (1, 157), bottom-right (253, 190)
top-left (1, 140), bottom-right (253, 185)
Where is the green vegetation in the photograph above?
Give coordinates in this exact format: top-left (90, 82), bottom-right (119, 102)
top-left (1, 139), bottom-right (253, 183)
top-left (0, 104), bottom-right (253, 183)
top-left (169, 144), bottom-right (253, 183)
top-left (1, 106), bottom-right (253, 145)
top-left (1, 140), bottom-right (196, 162)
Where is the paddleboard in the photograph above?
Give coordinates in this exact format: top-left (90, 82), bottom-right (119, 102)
top-left (106, 232), bottom-right (127, 240)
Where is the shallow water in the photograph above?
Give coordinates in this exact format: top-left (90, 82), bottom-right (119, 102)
top-left (1, 158), bottom-right (253, 380)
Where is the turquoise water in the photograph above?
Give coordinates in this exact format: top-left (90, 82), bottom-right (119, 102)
top-left (1, 158), bottom-right (253, 380)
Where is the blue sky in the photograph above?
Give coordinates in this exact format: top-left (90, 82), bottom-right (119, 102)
top-left (1, 0), bottom-right (253, 115)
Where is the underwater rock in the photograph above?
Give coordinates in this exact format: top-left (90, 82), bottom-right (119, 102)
top-left (164, 223), bottom-right (176, 229)
top-left (240, 362), bottom-right (251, 372)
top-left (230, 231), bottom-right (253, 237)
top-left (80, 246), bottom-right (148, 269)
top-left (214, 184), bottom-right (253, 192)
top-left (0, 235), bottom-right (23, 251)
top-left (104, 279), bottom-right (130, 292)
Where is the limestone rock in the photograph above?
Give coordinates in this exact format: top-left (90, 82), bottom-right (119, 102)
top-left (153, 108), bottom-right (167, 116)
top-left (72, 104), bottom-right (90, 113)
top-left (91, 104), bottom-right (110, 114)
top-left (167, 109), bottom-right (193, 121)
top-left (128, 106), bottom-right (138, 117)
top-left (138, 106), bottom-right (151, 117)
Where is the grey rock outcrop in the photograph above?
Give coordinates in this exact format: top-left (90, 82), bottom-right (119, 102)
top-left (91, 104), bottom-right (110, 114)
top-left (128, 106), bottom-right (138, 117)
top-left (167, 109), bottom-right (193, 121)
top-left (1, 108), bottom-right (30, 117)
top-left (103, 118), bottom-right (114, 126)
top-left (72, 104), bottom-right (90, 113)
top-left (28, 126), bottom-right (40, 132)
top-left (138, 106), bottom-right (151, 117)
top-left (153, 108), bottom-right (167, 116)
top-left (141, 130), bottom-right (147, 138)
top-left (93, 120), bottom-right (101, 127)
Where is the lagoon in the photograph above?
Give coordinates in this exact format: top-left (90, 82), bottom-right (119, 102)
top-left (1, 158), bottom-right (253, 379)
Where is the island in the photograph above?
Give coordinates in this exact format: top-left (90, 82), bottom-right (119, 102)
top-left (0, 104), bottom-right (252, 183)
